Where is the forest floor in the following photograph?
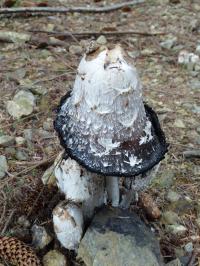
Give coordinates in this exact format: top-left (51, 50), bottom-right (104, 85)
top-left (0, 0), bottom-right (200, 265)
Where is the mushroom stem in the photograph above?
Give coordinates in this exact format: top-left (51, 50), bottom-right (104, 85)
top-left (106, 176), bottom-right (120, 207)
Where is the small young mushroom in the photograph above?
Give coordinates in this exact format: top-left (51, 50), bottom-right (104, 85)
top-left (53, 202), bottom-right (83, 250)
top-left (54, 44), bottom-right (168, 249)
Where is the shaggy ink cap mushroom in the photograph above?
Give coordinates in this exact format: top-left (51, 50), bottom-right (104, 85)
top-left (55, 45), bottom-right (168, 177)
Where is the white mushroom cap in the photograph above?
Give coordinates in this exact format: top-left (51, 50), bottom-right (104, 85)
top-left (53, 202), bottom-right (83, 250)
top-left (55, 45), bottom-right (168, 176)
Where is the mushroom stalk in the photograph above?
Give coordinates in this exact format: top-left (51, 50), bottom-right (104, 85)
top-left (106, 176), bottom-right (120, 207)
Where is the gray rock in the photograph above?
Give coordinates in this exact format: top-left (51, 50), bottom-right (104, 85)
top-left (166, 190), bottom-right (181, 203)
top-left (190, 80), bottom-right (200, 90)
top-left (96, 35), bottom-right (107, 45)
top-left (24, 128), bottom-right (33, 142)
top-left (184, 242), bottom-right (193, 253)
top-left (0, 135), bottom-right (15, 147)
top-left (6, 90), bottom-right (36, 119)
top-left (43, 250), bottom-right (68, 266)
top-left (160, 37), bottom-right (177, 49)
top-left (162, 211), bottom-right (180, 225)
top-left (15, 149), bottom-right (28, 161)
top-left (166, 224), bottom-right (187, 236)
top-left (165, 258), bottom-right (181, 266)
top-left (78, 207), bottom-right (163, 266)
top-left (0, 155), bottom-right (8, 178)
top-left (37, 128), bottom-right (52, 139)
top-left (5, 147), bottom-right (16, 157)
top-left (32, 225), bottom-right (52, 249)
top-left (69, 45), bottom-right (82, 55)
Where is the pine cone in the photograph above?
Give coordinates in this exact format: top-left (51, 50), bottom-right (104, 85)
top-left (0, 236), bottom-right (41, 266)
top-left (139, 192), bottom-right (161, 220)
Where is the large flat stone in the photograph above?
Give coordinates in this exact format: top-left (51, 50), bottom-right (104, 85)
top-left (78, 207), bottom-right (163, 266)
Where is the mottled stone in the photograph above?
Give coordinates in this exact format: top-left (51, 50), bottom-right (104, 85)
top-left (78, 207), bottom-right (163, 266)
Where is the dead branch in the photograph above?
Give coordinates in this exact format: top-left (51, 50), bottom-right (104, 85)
top-left (30, 30), bottom-right (165, 38)
top-left (0, 1), bottom-right (145, 15)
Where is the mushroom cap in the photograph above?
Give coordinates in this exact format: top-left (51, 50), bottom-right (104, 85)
top-left (55, 46), bottom-right (168, 177)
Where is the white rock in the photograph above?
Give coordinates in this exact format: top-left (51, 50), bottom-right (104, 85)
top-left (0, 155), bottom-right (8, 179)
top-left (96, 35), bottom-right (107, 45)
top-left (178, 50), bottom-right (200, 70)
top-left (6, 90), bottom-right (36, 119)
top-left (53, 202), bottom-right (84, 250)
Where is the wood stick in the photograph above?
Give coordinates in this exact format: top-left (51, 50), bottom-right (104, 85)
top-left (30, 30), bottom-right (165, 37)
top-left (0, 1), bottom-right (145, 15)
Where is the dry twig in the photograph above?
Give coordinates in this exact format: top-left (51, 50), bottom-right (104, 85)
top-left (0, 1), bottom-right (145, 15)
top-left (1, 210), bottom-right (15, 235)
top-left (30, 29), bottom-right (165, 38)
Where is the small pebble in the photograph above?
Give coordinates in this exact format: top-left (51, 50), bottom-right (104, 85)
top-left (15, 136), bottom-right (26, 145)
top-left (166, 190), bottom-right (181, 203)
top-left (17, 215), bottom-right (31, 228)
top-left (96, 35), bottom-right (107, 45)
top-left (43, 250), bottom-right (68, 266)
top-left (32, 225), bottom-right (52, 249)
top-left (15, 149), bottom-right (28, 161)
top-left (0, 135), bottom-right (15, 147)
top-left (184, 242), bottom-right (193, 253)
top-left (69, 45), bottom-right (82, 55)
top-left (166, 224), bottom-right (187, 236)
